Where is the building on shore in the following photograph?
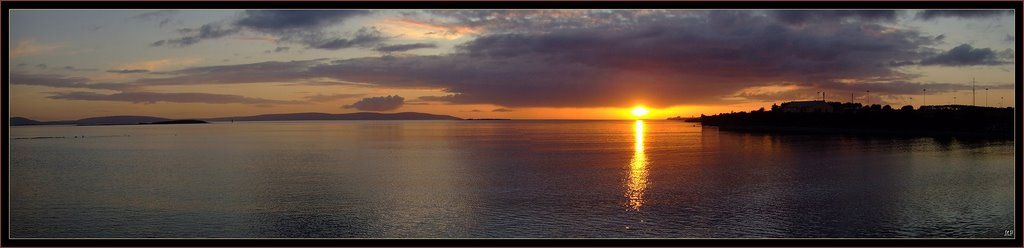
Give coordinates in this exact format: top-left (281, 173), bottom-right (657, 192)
top-left (780, 101), bottom-right (834, 113)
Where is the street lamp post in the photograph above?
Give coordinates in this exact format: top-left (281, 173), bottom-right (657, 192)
top-left (922, 89), bottom-right (926, 107)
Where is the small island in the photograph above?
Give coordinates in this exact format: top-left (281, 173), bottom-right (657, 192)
top-left (688, 101), bottom-right (1014, 138)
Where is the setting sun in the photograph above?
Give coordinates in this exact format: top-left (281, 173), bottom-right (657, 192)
top-left (631, 106), bottom-right (649, 118)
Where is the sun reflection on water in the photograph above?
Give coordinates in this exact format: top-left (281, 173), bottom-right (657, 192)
top-left (626, 120), bottom-right (649, 211)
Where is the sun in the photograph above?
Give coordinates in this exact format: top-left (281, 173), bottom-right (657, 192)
top-left (631, 106), bottom-right (649, 118)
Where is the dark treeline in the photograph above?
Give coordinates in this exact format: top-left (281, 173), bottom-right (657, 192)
top-left (697, 102), bottom-right (1014, 138)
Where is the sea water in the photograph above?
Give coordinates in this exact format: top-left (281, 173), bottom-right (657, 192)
top-left (7, 120), bottom-right (1016, 238)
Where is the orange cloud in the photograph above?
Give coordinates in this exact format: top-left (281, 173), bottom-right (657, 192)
top-left (116, 57), bottom-right (204, 72)
top-left (10, 39), bottom-right (62, 58)
top-left (378, 18), bottom-right (482, 40)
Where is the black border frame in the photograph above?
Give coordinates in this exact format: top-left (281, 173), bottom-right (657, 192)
top-left (2, 1), bottom-right (1021, 247)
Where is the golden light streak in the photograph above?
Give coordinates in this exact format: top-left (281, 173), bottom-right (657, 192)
top-left (626, 120), bottom-right (649, 211)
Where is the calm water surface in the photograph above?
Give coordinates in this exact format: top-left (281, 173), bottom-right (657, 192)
top-left (8, 120), bottom-right (1016, 238)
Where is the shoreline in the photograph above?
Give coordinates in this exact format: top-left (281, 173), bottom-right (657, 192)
top-left (707, 124), bottom-right (1013, 139)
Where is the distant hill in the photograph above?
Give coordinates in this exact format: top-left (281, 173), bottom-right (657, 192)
top-left (10, 117), bottom-right (44, 126)
top-left (206, 112), bottom-right (463, 122)
top-left (75, 116), bottom-right (171, 125)
top-left (10, 117), bottom-right (75, 126)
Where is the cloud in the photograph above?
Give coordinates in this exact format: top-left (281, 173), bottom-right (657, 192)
top-left (10, 73), bottom-right (133, 90)
top-left (234, 10), bottom-right (371, 33)
top-left (151, 10), bottom-right (381, 50)
top-left (916, 10), bottom-right (1014, 20)
top-left (156, 22), bottom-right (239, 47)
top-left (45, 91), bottom-right (303, 105)
top-left (373, 43), bottom-right (438, 53)
top-left (264, 46), bottom-right (291, 53)
top-left (919, 44), bottom-right (1013, 66)
top-left (492, 108), bottom-right (514, 112)
top-left (63, 66), bottom-right (98, 72)
top-left (117, 57), bottom-right (204, 72)
top-left (421, 10), bottom-right (690, 34)
top-left (106, 69), bottom-right (150, 74)
top-left (343, 95), bottom-right (404, 111)
top-left (818, 80), bottom-right (1013, 95)
top-left (769, 10), bottom-right (898, 25)
top-left (306, 27), bottom-right (388, 50)
top-left (129, 10), bottom-right (181, 27)
top-left (304, 93), bottom-right (366, 102)
top-left (10, 39), bottom-right (62, 58)
top-left (305, 11), bottom-right (945, 108)
top-left (133, 59), bottom-right (328, 86)
top-left (83, 10), bottom-right (1010, 109)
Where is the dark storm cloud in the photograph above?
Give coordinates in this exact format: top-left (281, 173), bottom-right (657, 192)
top-left (304, 93), bottom-right (366, 102)
top-left (151, 10), bottom-right (381, 50)
top-left (343, 95), bottom-right (404, 111)
top-left (119, 10), bottom-right (1011, 108)
top-left (305, 11), bottom-right (946, 107)
top-left (373, 43), bottom-right (438, 53)
top-left (10, 73), bottom-right (129, 90)
top-left (106, 69), bottom-right (150, 74)
top-left (770, 10), bottom-right (898, 25)
top-left (46, 91), bottom-right (303, 105)
top-left (917, 10), bottom-right (1014, 20)
top-left (307, 27), bottom-right (388, 50)
top-left (234, 10), bottom-right (371, 33)
top-left (919, 44), bottom-right (1013, 66)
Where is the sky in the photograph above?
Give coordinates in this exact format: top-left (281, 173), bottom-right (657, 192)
top-left (8, 9), bottom-right (1017, 121)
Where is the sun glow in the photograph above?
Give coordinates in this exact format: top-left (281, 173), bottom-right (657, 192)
top-left (631, 106), bottom-right (649, 118)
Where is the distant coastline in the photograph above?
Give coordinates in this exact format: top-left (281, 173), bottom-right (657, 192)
top-left (9, 112), bottom-right (463, 126)
top-left (77, 119), bottom-right (209, 126)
